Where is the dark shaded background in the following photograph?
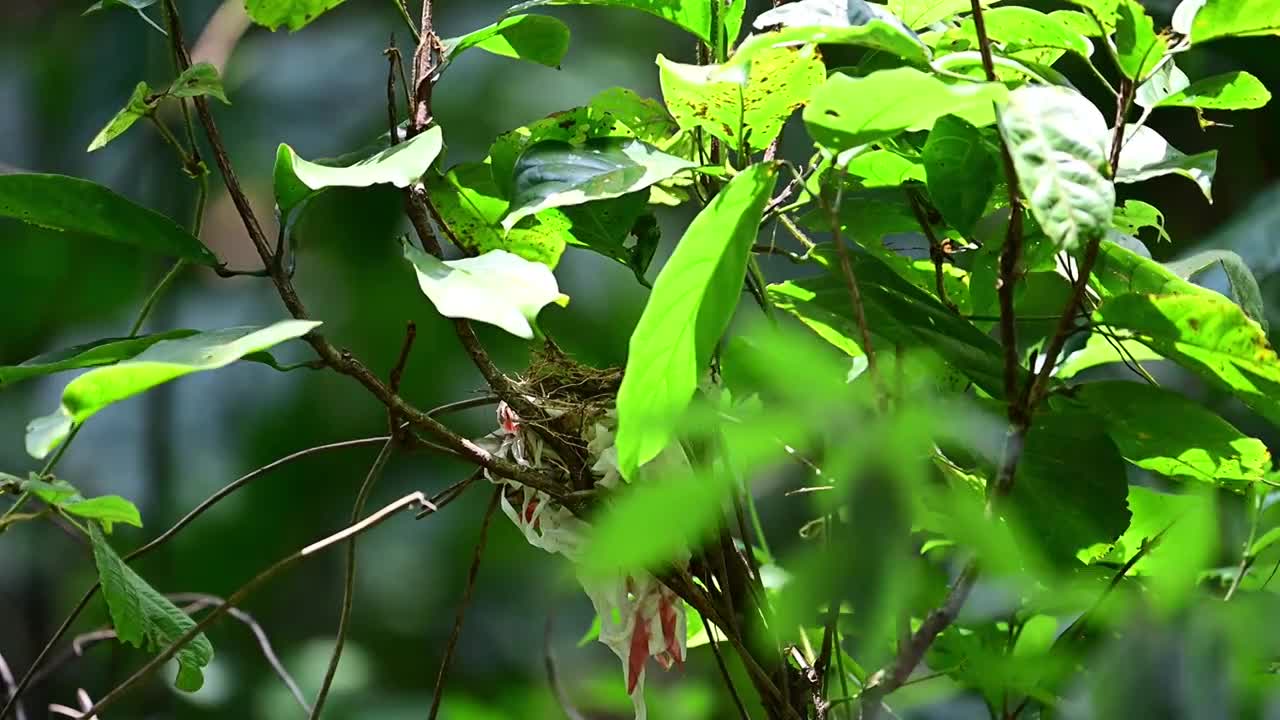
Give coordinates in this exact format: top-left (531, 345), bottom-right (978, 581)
top-left (2, 1), bottom-right (1278, 718)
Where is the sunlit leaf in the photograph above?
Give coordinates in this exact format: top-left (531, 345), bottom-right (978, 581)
top-left (88, 82), bottom-right (156, 152)
top-left (21, 477), bottom-right (142, 532)
top-left (488, 106), bottom-right (633, 199)
top-left (747, 0), bottom-right (930, 65)
top-left (1190, 0), bottom-right (1280, 44)
top-left (0, 331), bottom-right (198, 388)
top-left (25, 321), bottom-right (321, 459)
top-left (89, 524), bottom-right (214, 691)
top-left (441, 14), bottom-right (570, 69)
top-left (0, 174), bottom-right (219, 264)
top-left (507, 0), bottom-right (713, 41)
top-left (589, 87), bottom-right (679, 145)
top-left (998, 85), bottom-right (1113, 251)
top-left (1167, 250), bottom-right (1267, 331)
top-left (1136, 60), bottom-right (1190, 109)
top-left (943, 6), bottom-right (1092, 59)
top-left (923, 114), bottom-right (996, 234)
top-left (428, 162), bottom-right (569, 267)
top-left (1114, 0), bottom-right (1166, 82)
top-left (615, 163), bottom-right (778, 478)
top-left (846, 150), bottom-right (925, 188)
top-left (889, 0), bottom-right (1008, 29)
top-left (1056, 332), bottom-right (1162, 379)
top-left (1116, 125), bottom-right (1216, 202)
top-left (1156, 71), bottom-right (1272, 111)
top-left (1113, 199), bottom-right (1170, 243)
top-left (403, 244), bottom-right (567, 339)
top-left (244, 0), bottom-right (344, 30)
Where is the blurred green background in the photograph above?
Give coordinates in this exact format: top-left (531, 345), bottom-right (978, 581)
top-left (2, 1), bottom-right (1280, 718)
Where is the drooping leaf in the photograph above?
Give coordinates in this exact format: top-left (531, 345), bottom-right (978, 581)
top-left (504, 138), bottom-right (693, 229)
top-left (88, 82), bottom-right (156, 152)
top-left (1094, 292), bottom-right (1280, 427)
top-left (21, 478), bottom-right (143, 532)
top-left (615, 163), bottom-right (778, 478)
top-left (403, 244), bottom-right (568, 339)
top-left (0, 174), bottom-right (218, 264)
top-left (1156, 71), bottom-right (1272, 111)
top-left (506, 0), bottom-right (713, 41)
top-left (747, 0), bottom-right (930, 65)
top-left (25, 321), bottom-right (321, 459)
top-left (441, 14), bottom-right (570, 70)
top-left (997, 85), bottom-right (1114, 251)
top-left (274, 125), bottom-right (444, 217)
top-left (889, 0), bottom-right (1008, 29)
top-left (1113, 199), bottom-right (1170, 243)
top-left (1115, 125), bottom-right (1216, 202)
top-left (804, 68), bottom-right (1006, 151)
top-left (244, 0), bottom-right (344, 31)
top-left (1114, 0), bottom-right (1167, 82)
top-left (166, 63), bottom-right (230, 104)
top-left (89, 524), bottom-right (214, 691)
top-left (1190, 0), bottom-right (1280, 44)
top-left (1136, 60), bottom-right (1190, 109)
top-left (1073, 381), bottom-right (1270, 491)
top-left (0, 331), bottom-right (198, 388)
top-left (923, 115), bottom-right (997, 234)
top-left (1166, 250), bottom-right (1268, 331)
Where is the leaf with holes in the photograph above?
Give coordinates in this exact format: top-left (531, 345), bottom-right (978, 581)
top-left (923, 115), bottom-right (997, 235)
top-left (1115, 125), bottom-right (1217, 202)
top-left (428, 162), bottom-right (570, 267)
top-left (1113, 200), bottom-right (1170, 243)
top-left (441, 14), bottom-right (570, 70)
top-left (503, 138), bottom-right (693, 229)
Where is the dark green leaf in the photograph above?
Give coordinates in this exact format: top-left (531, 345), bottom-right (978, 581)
top-left (244, 0), bottom-right (345, 31)
top-left (167, 62), bottom-right (230, 104)
top-left (88, 82), bottom-right (157, 152)
top-left (0, 331), bottom-right (198, 388)
top-left (1156, 71), bottom-right (1272, 111)
top-left (1114, 0), bottom-right (1167, 82)
top-left (0, 174), bottom-right (218, 264)
top-left (615, 163), bottom-right (778, 478)
top-left (1191, 0), bottom-right (1280, 44)
top-left (489, 106), bottom-right (633, 199)
top-left (506, 0), bottom-right (713, 41)
top-left (1115, 125), bottom-right (1216, 202)
top-left (441, 14), bottom-right (570, 69)
top-left (923, 115), bottom-right (996, 234)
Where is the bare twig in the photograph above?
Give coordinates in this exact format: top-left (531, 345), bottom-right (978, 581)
top-left (702, 611), bottom-right (752, 720)
top-left (428, 487), bottom-right (502, 720)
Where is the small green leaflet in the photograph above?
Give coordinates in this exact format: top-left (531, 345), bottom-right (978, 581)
top-left (1113, 199), bottom-right (1170, 243)
top-left (21, 477), bottom-right (142, 532)
top-left (89, 524), bottom-right (214, 691)
top-left (658, 45), bottom-right (825, 151)
top-left (923, 115), bottom-right (997, 235)
top-left (1166, 250), bottom-right (1268, 331)
top-left (403, 243), bottom-right (568, 339)
top-left (1115, 125), bottom-right (1216, 202)
top-left (804, 68), bottom-right (1006, 151)
top-left (615, 163), bottom-right (778, 479)
top-left (244, 0), bottom-right (345, 31)
top-left (0, 174), bottom-right (218, 264)
top-left (167, 63), bottom-right (230, 103)
top-left (1114, 0), bottom-right (1167, 82)
top-left (88, 64), bottom-right (229, 152)
top-left (506, 0), bottom-right (713, 42)
top-left (25, 321), bottom-right (321, 459)
top-left (1156, 71), bottom-right (1272, 111)
top-left (997, 85), bottom-right (1114, 251)
top-left (273, 125), bottom-right (443, 217)
top-left (1073, 382), bottom-right (1270, 492)
top-left (504, 138), bottom-right (693, 229)
top-left (747, 0), bottom-right (931, 65)
top-left (88, 82), bottom-right (155, 152)
top-left (1191, 0), bottom-right (1280, 44)
top-left (0, 331), bottom-right (197, 388)
top-left (440, 14), bottom-right (570, 71)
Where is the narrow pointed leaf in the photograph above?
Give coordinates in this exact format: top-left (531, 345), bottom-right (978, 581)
top-left (506, 0), bottom-right (713, 41)
top-left (1156, 71), bottom-right (1271, 110)
top-left (442, 14), bottom-right (570, 69)
top-left (0, 331), bottom-right (198, 388)
top-left (1115, 125), bottom-right (1216, 201)
top-left (88, 82), bottom-right (157, 152)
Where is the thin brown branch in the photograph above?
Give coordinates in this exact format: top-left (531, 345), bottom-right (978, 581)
top-left (822, 172), bottom-right (878, 379)
top-left (429, 487), bottom-right (502, 720)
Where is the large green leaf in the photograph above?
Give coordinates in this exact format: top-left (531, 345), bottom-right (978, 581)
top-left (0, 331), bottom-right (197, 388)
top-left (403, 243), bottom-right (568, 339)
top-left (1094, 292), bottom-right (1280, 427)
top-left (845, 150), bottom-right (925, 188)
top-left (0, 174), bottom-right (218, 265)
top-left (273, 125), bottom-right (444, 217)
top-left (1057, 332), bottom-right (1162, 379)
top-left (1115, 125), bottom-right (1216, 202)
top-left (804, 67), bottom-right (1006, 151)
top-left (488, 106), bottom-right (633, 199)
top-left (1091, 238), bottom-right (1215, 299)
top-left (943, 6), bottom-right (1092, 59)
top-left (506, 0), bottom-right (713, 41)
top-left (1191, 0), bottom-right (1280, 43)
top-left (25, 321), bottom-right (321, 459)
top-left (1166, 250), bottom-right (1267, 331)
top-left (746, 0), bottom-right (930, 65)
top-left (1156, 71), bottom-right (1272, 111)
top-left (1114, 0), bottom-right (1166, 82)
top-left (441, 14), bottom-right (570, 70)
top-left (615, 163), bottom-right (778, 478)
top-left (657, 45), bottom-right (826, 151)
top-left (89, 524), bottom-right (213, 691)
top-left (588, 87), bottom-right (679, 145)
top-left (889, 0), bottom-right (1008, 28)
top-left (1073, 381), bottom-right (1270, 492)
top-left (923, 115), bottom-right (996, 234)
top-left (504, 138), bottom-right (693, 229)
top-left (429, 162), bottom-right (569, 267)
top-left (997, 85), bottom-right (1114, 251)
top-left (244, 0), bottom-right (344, 30)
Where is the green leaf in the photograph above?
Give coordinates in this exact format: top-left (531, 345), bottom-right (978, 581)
top-left (588, 87), bottom-right (680, 145)
top-left (1191, 0), bottom-right (1280, 43)
top-left (923, 115), bottom-right (996, 234)
top-left (1113, 199), bottom-right (1170, 243)
top-left (244, 0), bottom-right (344, 31)
top-left (166, 63), bottom-right (230, 104)
top-left (746, 0), bottom-right (931, 65)
top-left (89, 524), bottom-right (213, 691)
top-left (85, 0), bottom-right (158, 11)
top-left (506, 0), bottom-right (713, 41)
top-left (804, 68), bottom-right (1006, 151)
top-left (846, 150), bottom-right (925, 188)
top-left (1072, 381), bottom-right (1270, 491)
top-left (615, 163), bottom-right (778, 478)
top-left (273, 125), bottom-right (444, 217)
top-left (0, 331), bottom-right (198, 388)
top-left (1156, 71), bottom-right (1272, 111)
top-left (1091, 238), bottom-right (1208, 299)
top-left (944, 6), bottom-right (1092, 59)
top-left (1063, 0), bottom-right (1120, 28)
top-left (441, 14), bottom-right (570, 69)
top-left (403, 243), bottom-right (568, 339)
top-left (1166, 250), bottom-right (1267, 331)
top-left (889, 0), bottom-right (1008, 29)
top-left (504, 138), bottom-right (693, 229)
top-left (0, 174), bottom-right (218, 265)
top-left (1114, 0), bottom-right (1167, 82)
top-left (428, 162), bottom-right (569, 267)
top-left (1057, 332), bottom-right (1162, 379)
top-left (1094, 292), bottom-right (1280, 428)
top-left (1077, 485), bottom-right (1206, 579)
top-left (997, 85), bottom-right (1114, 251)
top-left (21, 477), bottom-right (143, 532)
top-left (488, 106), bottom-right (633, 199)
top-left (1115, 125), bottom-right (1216, 202)
top-left (25, 321), bottom-right (321, 459)
top-left (88, 82), bottom-right (156, 152)
top-left (658, 45), bottom-right (826, 151)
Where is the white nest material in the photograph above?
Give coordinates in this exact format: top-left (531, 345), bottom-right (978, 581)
top-left (476, 400), bottom-right (689, 720)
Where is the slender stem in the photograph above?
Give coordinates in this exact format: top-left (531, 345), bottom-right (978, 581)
top-left (0, 650), bottom-right (25, 720)
top-left (702, 610), bottom-right (752, 720)
top-left (391, 0), bottom-right (420, 41)
top-left (822, 168), bottom-right (878, 379)
top-left (1225, 488), bottom-right (1262, 602)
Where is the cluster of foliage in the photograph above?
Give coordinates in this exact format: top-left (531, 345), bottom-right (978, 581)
top-left (4, 0), bottom-right (1280, 717)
